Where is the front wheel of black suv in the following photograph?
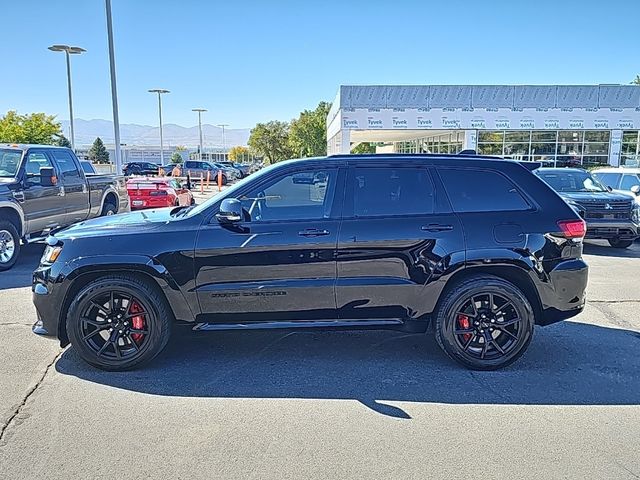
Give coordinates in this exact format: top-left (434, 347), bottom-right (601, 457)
top-left (66, 274), bottom-right (172, 371)
top-left (435, 275), bottom-right (534, 370)
top-left (607, 238), bottom-right (633, 249)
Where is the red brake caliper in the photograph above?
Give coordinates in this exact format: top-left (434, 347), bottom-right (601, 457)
top-left (457, 314), bottom-right (472, 343)
top-left (130, 301), bottom-right (145, 344)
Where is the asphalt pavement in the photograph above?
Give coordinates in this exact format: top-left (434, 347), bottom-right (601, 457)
top-left (0, 241), bottom-right (639, 479)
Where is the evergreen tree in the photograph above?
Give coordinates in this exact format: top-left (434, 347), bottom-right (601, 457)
top-left (88, 137), bottom-right (110, 164)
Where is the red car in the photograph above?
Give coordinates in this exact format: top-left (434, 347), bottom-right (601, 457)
top-left (126, 177), bottom-right (194, 210)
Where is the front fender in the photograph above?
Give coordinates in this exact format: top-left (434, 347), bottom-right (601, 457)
top-left (62, 254), bottom-right (197, 322)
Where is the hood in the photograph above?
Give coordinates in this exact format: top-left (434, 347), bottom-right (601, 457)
top-left (55, 207), bottom-right (176, 240)
top-left (557, 191), bottom-right (633, 204)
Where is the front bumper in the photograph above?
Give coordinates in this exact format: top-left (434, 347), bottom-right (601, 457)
top-left (584, 220), bottom-right (640, 240)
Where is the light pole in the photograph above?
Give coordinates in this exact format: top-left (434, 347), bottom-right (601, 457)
top-left (148, 89), bottom-right (170, 164)
top-left (218, 124), bottom-right (228, 161)
top-left (192, 108), bottom-right (207, 160)
top-left (105, 0), bottom-right (122, 173)
top-left (48, 44), bottom-right (85, 151)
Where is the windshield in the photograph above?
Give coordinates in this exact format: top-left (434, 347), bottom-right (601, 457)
top-left (536, 170), bottom-right (608, 193)
top-left (0, 149), bottom-right (23, 178)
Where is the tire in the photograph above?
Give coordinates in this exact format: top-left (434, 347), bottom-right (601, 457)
top-left (101, 202), bottom-right (117, 216)
top-left (607, 238), bottom-right (633, 249)
top-left (222, 174), bottom-right (228, 186)
top-left (190, 197), bottom-right (196, 206)
top-left (66, 274), bottom-right (172, 371)
top-left (435, 275), bottom-right (534, 370)
top-left (0, 220), bottom-right (21, 272)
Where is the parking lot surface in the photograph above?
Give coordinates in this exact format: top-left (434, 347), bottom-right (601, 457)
top-left (1, 242), bottom-right (639, 479)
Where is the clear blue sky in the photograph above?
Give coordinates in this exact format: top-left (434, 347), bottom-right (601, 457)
top-left (1, 0), bottom-right (638, 129)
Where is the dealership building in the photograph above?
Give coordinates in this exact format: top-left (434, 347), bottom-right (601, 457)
top-left (327, 85), bottom-right (640, 167)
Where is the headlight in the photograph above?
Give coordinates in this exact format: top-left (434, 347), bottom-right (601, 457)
top-left (632, 205), bottom-right (640, 224)
top-left (41, 245), bottom-right (63, 265)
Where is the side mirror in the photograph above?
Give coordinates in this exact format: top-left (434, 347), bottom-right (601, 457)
top-left (606, 185), bottom-right (613, 192)
top-left (216, 198), bottom-right (242, 223)
top-left (40, 167), bottom-right (57, 186)
top-left (631, 185), bottom-right (640, 195)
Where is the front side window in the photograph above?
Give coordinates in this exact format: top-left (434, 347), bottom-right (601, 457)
top-left (24, 152), bottom-right (54, 184)
top-left (351, 167), bottom-right (434, 217)
top-left (239, 168), bottom-right (337, 222)
top-left (51, 150), bottom-right (80, 177)
top-left (439, 168), bottom-right (530, 212)
top-left (620, 174), bottom-right (640, 191)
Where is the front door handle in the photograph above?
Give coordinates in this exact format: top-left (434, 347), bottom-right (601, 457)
top-left (298, 228), bottom-right (330, 237)
top-left (421, 224), bottom-right (454, 232)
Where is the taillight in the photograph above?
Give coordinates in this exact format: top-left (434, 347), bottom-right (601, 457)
top-left (557, 219), bottom-right (586, 239)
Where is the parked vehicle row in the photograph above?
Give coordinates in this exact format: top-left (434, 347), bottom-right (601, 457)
top-left (0, 144), bottom-right (128, 270)
top-left (535, 168), bottom-right (640, 248)
top-left (32, 153), bottom-right (589, 372)
top-left (122, 160), bottom-right (256, 183)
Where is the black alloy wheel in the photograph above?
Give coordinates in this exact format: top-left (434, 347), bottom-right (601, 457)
top-left (608, 238), bottom-right (633, 249)
top-left (67, 275), bottom-right (172, 370)
top-left (435, 275), bottom-right (534, 370)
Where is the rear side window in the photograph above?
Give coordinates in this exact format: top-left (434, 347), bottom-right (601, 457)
top-left (51, 150), bottom-right (80, 178)
top-left (439, 168), bottom-right (530, 213)
top-left (620, 174), bottom-right (640, 190)
top-left (352, 167), bottom-right (434, 217)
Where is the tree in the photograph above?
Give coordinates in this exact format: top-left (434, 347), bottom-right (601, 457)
top-left (170, 152), bottom-right (183, 163)
top-left (288, 101), bottom-right (331, 157)
top-left (632, 75), bottom-right (640, 85)
top-left (248, 121), bottom-right (294, 164)
top-left (56, 134), bottom-right (72, 148)
top-left (88, 137), bottom-right (110, 164)
top-left (351, 142), bottom-right (377, 154)
top-left (228, 146), bottom-right (249, 162)
top-left (0, 111), bottom-right (62, 144)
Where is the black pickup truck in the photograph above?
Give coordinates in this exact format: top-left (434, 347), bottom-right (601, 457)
top-left (0, 144), bottom-right (129, 270)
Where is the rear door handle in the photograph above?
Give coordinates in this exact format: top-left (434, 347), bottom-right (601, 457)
top-left (298, 228), bottom-right (330, 237)
top-left (421, 224), bottom-right (454, 232)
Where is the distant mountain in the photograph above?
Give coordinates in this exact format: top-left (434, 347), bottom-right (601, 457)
top-left (61, 119), bottom-right (250, 149)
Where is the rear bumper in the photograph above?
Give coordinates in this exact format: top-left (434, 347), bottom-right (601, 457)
top-left (538, 258), bottom-right (589, 326)
top-left (584, 220), bottom-right (640, 240)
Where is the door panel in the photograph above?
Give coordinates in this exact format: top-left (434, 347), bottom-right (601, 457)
top-left (50, 149), bottom-right (90, 225)
top-left (195, 220), bottom-right (339, 321)
top-left (337, 214), bottom-right (463, 320)
top-left (20, 150), bottom-right (66, 234)
top-left (336, 165), bottom-right (464, 320)
top-left (194, 166), bottom-right (343, 322)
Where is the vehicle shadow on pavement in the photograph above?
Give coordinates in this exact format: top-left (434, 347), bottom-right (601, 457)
top-left (0, 243), bottom-right (45, 290)
top-left (55, 321), bottom-right (640, 418)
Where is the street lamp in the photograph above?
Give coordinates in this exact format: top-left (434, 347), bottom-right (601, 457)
top-left (218, 124), bottom-right (228, 161)
top-left (148, 89), bottom-right (170, 164)
top-left (192, 108), bottom-right (207, 160)
top-left (48, 44), bottom-right (86, 151)
top-left (105, 0), bottom-right (122, 174)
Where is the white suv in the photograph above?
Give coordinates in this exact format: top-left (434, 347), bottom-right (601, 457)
top-left (592, 167), bottom-right (640, 205)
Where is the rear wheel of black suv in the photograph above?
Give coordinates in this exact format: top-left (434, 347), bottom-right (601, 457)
top-left (607, 238), bottom-right (633, 249)
top-left (435, 275), bottom-right (534, 370)
top-left (66, 274), bottom-right (172, 371)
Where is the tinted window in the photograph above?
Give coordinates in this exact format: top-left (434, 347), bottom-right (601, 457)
top-left (351, 167), bottom-right (434, 217)
top-left (620, 174), bottom-right (640, 190)
top-left (0, 149), bottom-right (22, 178)
top-left (593, 172), bottom-right (621, 188)
top-left (80, 161), bottom-right (95, 174)
top-left (439, 168), bottom-right (530, 212)
top-left (536, 170), bottom-right (607, 193)
top-left (240, 169), bottom-right (336, 221)
top-left (51, 150), bottom-right (80, 177)
top-left (24, 152), bottom-right (54, 184)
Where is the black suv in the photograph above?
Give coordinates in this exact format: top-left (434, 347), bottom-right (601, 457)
top-left (123, 161), bottom-right (159, 176)
top-left (32, 154), bottom-right (589, 371)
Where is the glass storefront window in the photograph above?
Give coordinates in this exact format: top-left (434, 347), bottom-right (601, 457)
top-left (477, 143), bottom-right (503, 155)
top-left (583, 142), bottom-right (609, 155)
top-left (478, 131), bottom-right (504, 142)
top-left (557, 143), bottom-right (582, 155)
top-left (531, 131), bottom-right (557, 142)
top-left (621, 131), bottom-right (640, 166)
top-left (557, 131), bottom-right (583, 143)
top-left (585, 131), bottom-right (610, 142)
top-left (505, 132), bottom-right (531, 142)
top-left (582, 156), bottom-right (609, 168)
